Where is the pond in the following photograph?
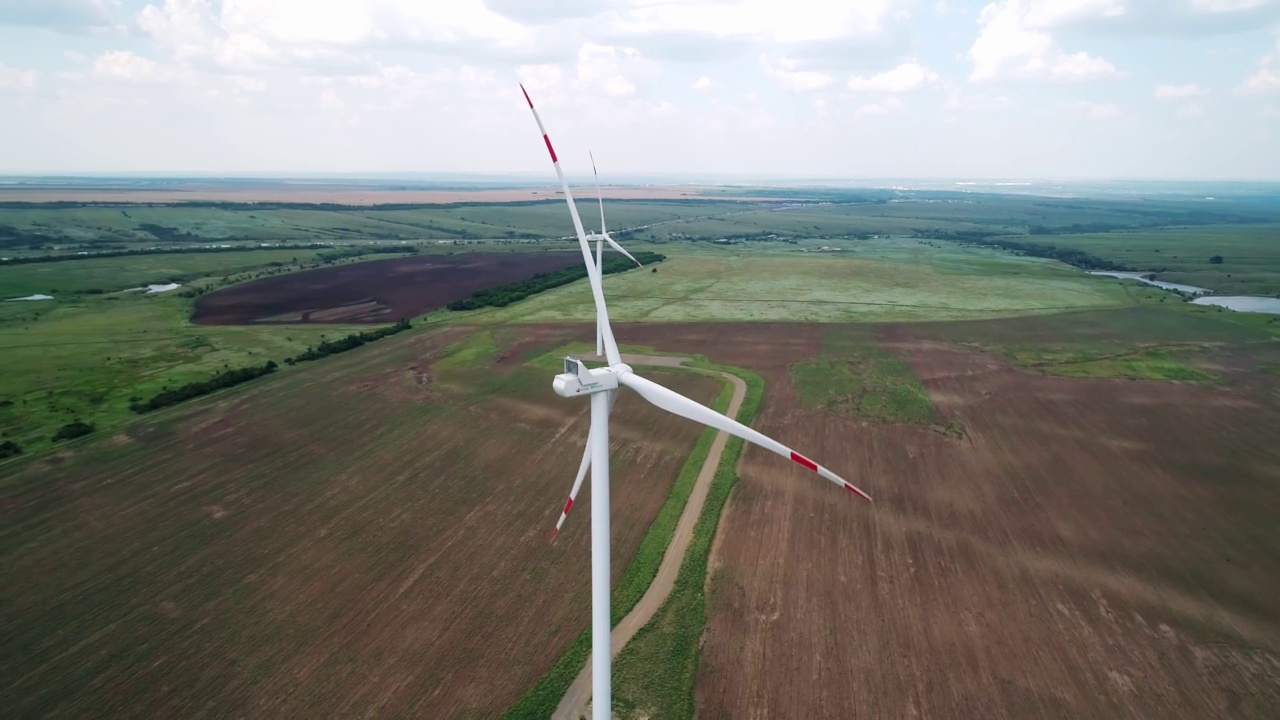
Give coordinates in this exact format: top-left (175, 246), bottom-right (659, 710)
top-left (1087, 271), bottom-right (1210, 295)
top-left (1191, 296), bottom-right (1280, 315)
top-left (6, 294), bottom-right (54, 301)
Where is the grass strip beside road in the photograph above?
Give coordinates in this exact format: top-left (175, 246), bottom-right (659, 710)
top-left (502, 362), bottom-right (737, 720)
top-left (608, 368), bottom-right (764, 719)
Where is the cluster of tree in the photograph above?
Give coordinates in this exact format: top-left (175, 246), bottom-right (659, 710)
top-left (1210, 255), bottom-right (1224, 264)
top-left (0, 440), bottom-right (21, 459)
top-left (285, 318), bottom-right (412, 365)
top-left (0, 224), bottom-right (54, 250)
top-left (0, 243), bottom-right (332, 266)
top-left (448, 251), bottom-right (666, 311)
top-left (316, 245), bottom-right (419, 263)
top-left (130, 361), bottom-right (278, 414)
top-left (137, 223), bottom-right (200, 242)
top-left (1027, 223), bottom-right (1135, 235)
top-left (52, 421), bottom-right (95, 442)
top-left (917, 230), bottom-right (1132, 272)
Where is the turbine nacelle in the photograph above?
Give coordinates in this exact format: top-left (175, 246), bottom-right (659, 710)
top-left (552, 357), bottom-right (628, 398)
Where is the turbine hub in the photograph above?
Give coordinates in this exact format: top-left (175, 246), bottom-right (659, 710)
top-left (553, 356), bottom-right (620, 398)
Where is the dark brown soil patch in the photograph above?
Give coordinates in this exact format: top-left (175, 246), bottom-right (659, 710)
top-left (191, 251), bottom-right (581, 325)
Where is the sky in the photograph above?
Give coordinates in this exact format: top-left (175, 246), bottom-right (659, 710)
top-left (1, 0), bottom-right (1279, 179)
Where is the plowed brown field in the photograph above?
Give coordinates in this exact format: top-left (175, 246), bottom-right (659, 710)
top-left (1, 325), bottom-right (721, 717)
top-left (191, 251), bottom-right (581, 324)
top-left (612, 322), bottom-right (1280, 719)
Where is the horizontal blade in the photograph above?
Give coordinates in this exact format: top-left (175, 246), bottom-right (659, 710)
top-left (521, 85), bottom-right (621, 366)
top-left (617, 372), bottom-right (871, 501)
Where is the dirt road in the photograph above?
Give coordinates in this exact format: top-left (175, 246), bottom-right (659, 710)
top-left (553, 354), bottom-right (747, 720)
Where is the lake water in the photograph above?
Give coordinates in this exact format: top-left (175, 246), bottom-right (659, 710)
top-left (6, 294), bottom-right (54, 301)
top-left (1088, 271), bottom-right (1211, 295)
top-left (1191, 296), bottom-right (1280, 314)
top-left (125, 283), bottom-right (183, 294)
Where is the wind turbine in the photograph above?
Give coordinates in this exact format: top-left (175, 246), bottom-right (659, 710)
top-left (588, 151), bottom-right (642, 357)
top-left (519, 84), bottom-right (871, 720)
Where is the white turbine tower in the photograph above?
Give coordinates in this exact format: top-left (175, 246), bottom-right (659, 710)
top-left (520, 85), bottom-right (871, 720)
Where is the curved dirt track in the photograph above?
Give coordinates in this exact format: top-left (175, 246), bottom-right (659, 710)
top-left (553, 354), bottom-right (747, 720)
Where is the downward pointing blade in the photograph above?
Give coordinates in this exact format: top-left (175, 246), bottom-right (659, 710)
top-left (551, 432), bottom-right (592, 543)
top-left (602, 232), bottom-right (643, 268)
top-left (550, 394), bottom-right (618, 542)
top-left (617, 372), bottom-right (872, 501)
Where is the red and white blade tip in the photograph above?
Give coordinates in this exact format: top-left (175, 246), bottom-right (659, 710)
top-left (549, 496), bottom-right (574, 543)
top-left (790, 451), bottom-right (872, 502)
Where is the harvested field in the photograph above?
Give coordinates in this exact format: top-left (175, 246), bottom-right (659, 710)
top-left (608, 322), bottom-right (1280, 719)
top-left (191, 251), bottom-right (581, 324)
top-left (0, 325), bottom-right (722, 718)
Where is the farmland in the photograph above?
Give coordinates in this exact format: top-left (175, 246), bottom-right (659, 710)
top-left (610, 317), bottom-right (1280, 719)
top-left (4, 186), bottom-right (1280, 718)
top-left (0, 325), bottom-right (723, 717)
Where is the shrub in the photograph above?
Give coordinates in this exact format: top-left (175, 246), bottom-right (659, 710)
top-left (53, 421), bottom-right (95, 442)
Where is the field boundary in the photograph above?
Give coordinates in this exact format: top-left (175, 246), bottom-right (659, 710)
top-left (502, 355), bottom-right (751, 720)
top-left (607, 366), bottom-right (764, 718)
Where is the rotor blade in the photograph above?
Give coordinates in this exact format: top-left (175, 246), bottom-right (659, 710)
top-left (596, 233), bottom-right (604, 356)
top-left (603, 232), bottom-right (643, 268)
top-left (521, 85), bottom-right (622, 366)
top-left (551, 431), bottom-right (592, 543)
top-left (617, 372), bottom-right (871, 501)
top-left (590, 151), bottom-right (606, 236)
top-left (550, 394), bottom-right (618, 542)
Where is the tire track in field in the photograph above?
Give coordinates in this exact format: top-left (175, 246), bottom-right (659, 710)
top-left (553, 354), bottom-right (747, 720)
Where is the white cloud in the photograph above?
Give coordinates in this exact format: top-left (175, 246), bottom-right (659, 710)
top-left (1076, 100), bottom-right (1121, 119)
top-left (1191, 0), bottom-right (1272, 12)
top-left (320, 86), bottom-right (344, 111)
top-left (760, 55), bottom-right (834, 92)
top-left (614, 0), bottom-right (903, 44)
top-left (691, 75), bottom-right (712, 90)
top-left (1237, 38), bottom-right (1280, 94)
top-left (944, 86), bottom-right (1011, 111)
top-left (575, 42), bottom-right (653, 97)
top-left (91, 50), bottom-right (167, 83)
top-left (847, 60), bottom-right (938, 93)
top-left (855, 96), bottom-right (906, 116)
top-left (1175, 102), bottom-right (1205, 117)
top-left (968, 0), bottom-right (1119, 82)
top-left (136, 0), bottom-right (532, 71)
top-left (517, 64), bottom-right (564, 93)
top-left (1021, 0), bottom-right (1126, 28)
top-left (0, 64), bottom-right (39, 91)
top-left (1155, 83), bottom-right (1208, 98)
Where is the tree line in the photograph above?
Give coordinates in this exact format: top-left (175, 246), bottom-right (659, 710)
top-left (448, 251), bottom-right (666, 311)
top-left (0, 242), bottom-right (334, 266)
top-left (131, 361), bottom-right (279, 414)
top-left (916, 230), bottom-right (1132, 272)
top-left (284, 318), bottom-right (412, 365)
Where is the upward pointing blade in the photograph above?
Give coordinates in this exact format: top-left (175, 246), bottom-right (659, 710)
top-left (590, 152), bottom-right (643, 269)
top-left (521, 85), bottom-right (622, 366)
top-left (617, 371), bottom-right (872, 501)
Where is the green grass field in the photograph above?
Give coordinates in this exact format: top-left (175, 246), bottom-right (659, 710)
top-left (1001, 224), bottom-right (1280, 296)
top-left (471, 239), bottom-right (1132, 324)
top-left (0, 287), bottom-right (363, 455)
